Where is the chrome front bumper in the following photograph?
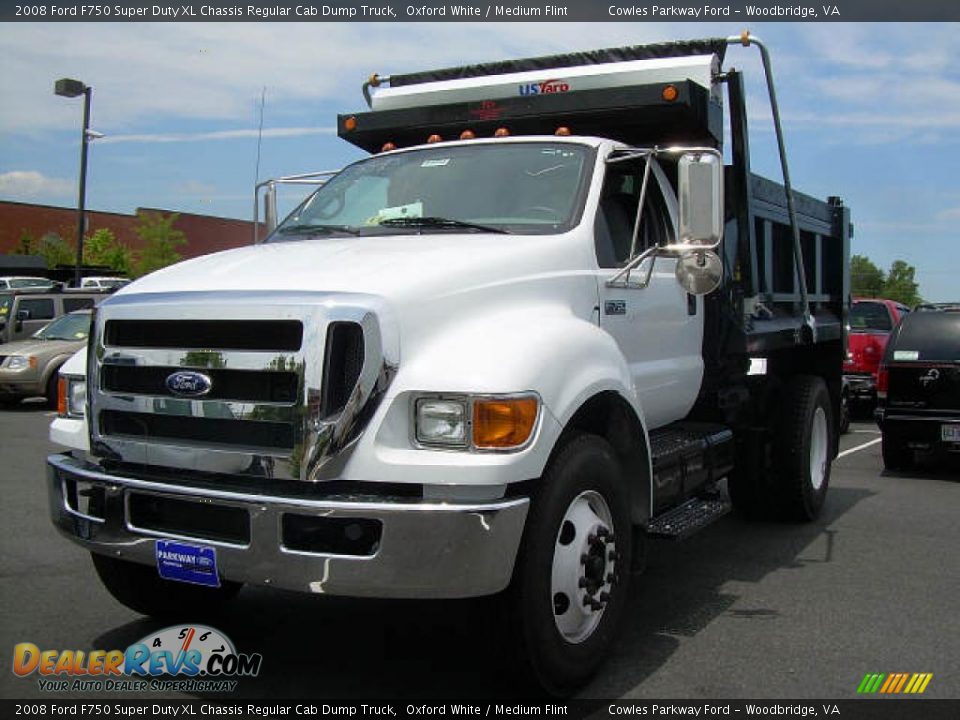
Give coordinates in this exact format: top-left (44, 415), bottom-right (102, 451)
top-left (47, 453), bottom-right (529, 599)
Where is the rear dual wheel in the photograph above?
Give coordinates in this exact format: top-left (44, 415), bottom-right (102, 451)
top-left (729, 375), bottom-right (833, 521)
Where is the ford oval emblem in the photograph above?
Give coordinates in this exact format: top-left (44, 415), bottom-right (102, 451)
top-left (165, 370), bottom-right (213, 398)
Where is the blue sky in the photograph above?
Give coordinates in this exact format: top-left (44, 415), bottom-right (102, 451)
top-left (1, 22), bottom-right (958, 301)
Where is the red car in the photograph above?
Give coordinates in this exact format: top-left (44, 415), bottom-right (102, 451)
top-left (844, 298), bottom-right (911, 405)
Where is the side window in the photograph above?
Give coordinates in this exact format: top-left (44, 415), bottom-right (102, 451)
top-left (595, 160), bottom-right (674, 269)
top-left (17, 298), bottom-right (55, 320)
top-left (63, 298), bottom-right (95, 313)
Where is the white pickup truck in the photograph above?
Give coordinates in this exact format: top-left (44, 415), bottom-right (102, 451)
top-left (47, 34), bottom-right (850, 693)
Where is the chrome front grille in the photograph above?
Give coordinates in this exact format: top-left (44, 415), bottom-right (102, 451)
top-left (89, 291), bottom-right (396, 483)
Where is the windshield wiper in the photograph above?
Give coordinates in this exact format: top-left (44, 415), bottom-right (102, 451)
top-left (379, 217), bottom-right (509, 234)
top-left (276, 223), bottom-right (359, 236)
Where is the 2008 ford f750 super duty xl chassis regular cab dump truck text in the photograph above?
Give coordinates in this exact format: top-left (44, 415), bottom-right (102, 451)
top-left (47, 32), bottom-right (850, 693)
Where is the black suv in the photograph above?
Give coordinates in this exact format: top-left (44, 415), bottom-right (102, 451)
top-left (875, 306), bottom-right (960, 469)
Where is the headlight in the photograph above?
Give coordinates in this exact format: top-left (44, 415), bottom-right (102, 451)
top-left (58, 376), bottom-right (86, 418)
top-left (414, 394), bottom-right (539, 450)
top-left (415, 398), bottom-right (468, 447)
top-left (5, 356), bottom-right (32, 371)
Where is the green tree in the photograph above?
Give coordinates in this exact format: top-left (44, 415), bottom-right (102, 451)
top-left (850, 254), bottom-right (885, 298)
top-left (883, 260), bottom-right (922, 306)
top-left (13, 230), bottom-right (36, 256)
top-left (37, 233), bottom-right (74, 268)
top-left (83, 228), bottom-right (133, 275)
top-left (132, 211), bottom-right (187, 278)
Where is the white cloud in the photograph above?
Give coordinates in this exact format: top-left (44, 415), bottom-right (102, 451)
top-left (0, 170), bottom-right (74, 199)
top-left (176, 180), bottom-right (217, 196)
top-left (100, 126), bottom-right (336, 144)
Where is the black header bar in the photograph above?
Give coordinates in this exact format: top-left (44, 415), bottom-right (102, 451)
top-left (4, 0), bottom-right (960, 22)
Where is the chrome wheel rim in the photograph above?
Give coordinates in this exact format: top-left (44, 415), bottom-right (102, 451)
top-left (551, 490), bottom-right (617, 644)
top-left (810, 407), bottom-right (828, 491)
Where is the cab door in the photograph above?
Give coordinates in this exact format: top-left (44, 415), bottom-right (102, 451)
top-left (594, 154), bottom-right (704, 430)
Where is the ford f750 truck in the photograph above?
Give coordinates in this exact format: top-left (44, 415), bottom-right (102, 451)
top-left (47, 33), bottom-right (850, 692)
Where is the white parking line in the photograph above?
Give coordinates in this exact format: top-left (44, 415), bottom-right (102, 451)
top-left (837, 437), bottom-right (882, 459)
top-left (852, 429), bottom-right (881, 434)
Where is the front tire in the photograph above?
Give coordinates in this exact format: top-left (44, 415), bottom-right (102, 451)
top-left (92, 553), bottom-right (241, 619)
top-left (510, 433), bottom-right (632, 695)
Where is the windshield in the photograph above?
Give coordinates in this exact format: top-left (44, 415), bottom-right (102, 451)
top-left (34, 312), bottom-right (91, 341)
top-left (92, 279), bottom-right (128, 289)
top-left (8, 278), bottom-right (54, 288)
top-left (850, 301), bottom-right (893, 333)
top-left (270, 142), bottom-right (593, 239)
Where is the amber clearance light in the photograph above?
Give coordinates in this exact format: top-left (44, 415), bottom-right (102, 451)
top-left (473, 397), bottom-right (538, 449)
top-left (662, 84), bottom-right (679, 102)
top-left (57, 376), bottom-right (68, 417)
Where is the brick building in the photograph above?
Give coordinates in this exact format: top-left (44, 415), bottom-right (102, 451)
top-left (0, 200), bottom-right (259, 261)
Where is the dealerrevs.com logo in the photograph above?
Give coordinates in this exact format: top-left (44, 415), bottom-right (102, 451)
top-left (13, 625), bottom-right (262, 693)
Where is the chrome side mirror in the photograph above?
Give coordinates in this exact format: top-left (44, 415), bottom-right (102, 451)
top-left (678, 152), bottom-right (723, 248)
top-left (263, 184), bottom-right (278, 234)
top-left (676, 250), bottom-right (722, 296)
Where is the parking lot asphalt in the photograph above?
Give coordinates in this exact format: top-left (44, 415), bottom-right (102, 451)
top-left (0, 403), bottom-right (957, 701)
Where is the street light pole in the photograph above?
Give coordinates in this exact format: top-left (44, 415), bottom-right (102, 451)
top-left (54, 78), bottom-right (95, 288)
top-left (74, 85), bottom-right (92, 289)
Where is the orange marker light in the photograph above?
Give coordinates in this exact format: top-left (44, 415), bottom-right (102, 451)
top-left (427, 134), bottom-right (442, 143)
top-left (662, 85), bottom-right (679, 102)
top-left (343, 116), bottom-right (358, 131)
top-left (460, 130), bottom-right (476, 140)
top-left (381, 142), bottom-right (397, 152)
top-left (57, 377), bottom-right (67, 417)
top-left (494, 127), bottom-right (510, 137)
top-left (555, 126), bottom-right (572, 136)
top-left (473, 397), bottom-right (538, 449)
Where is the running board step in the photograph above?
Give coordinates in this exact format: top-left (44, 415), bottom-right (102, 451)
top-left (646, 496), bottom-right (731, 540)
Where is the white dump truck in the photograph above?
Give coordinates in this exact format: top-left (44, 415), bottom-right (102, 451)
top-left (48, 33), bottom-right (850, 692)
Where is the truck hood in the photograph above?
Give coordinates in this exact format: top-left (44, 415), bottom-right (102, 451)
top-left (0, 337), bottom-right (85, 359)
top-left (116, 233), bottom-right (578, 303)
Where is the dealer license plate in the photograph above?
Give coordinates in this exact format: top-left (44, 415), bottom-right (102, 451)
top-left (155, 539), bottom-right (220, 587)
top-left (942, 424), bottom-right (960, 443)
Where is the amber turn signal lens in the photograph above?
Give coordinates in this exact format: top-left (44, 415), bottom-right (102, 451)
top-left (555, 126), bottom-right (572, 136)
top-left (343, 116), bottom-right (357, 131)
top-left (57, 376), bottom-right (67, 417)
top-left (460, 130), bottom-right (476, 140)
top-left (473, 397), bottom-right (538, 449)
top-left (427, 134), bottom-right (442, 143)
top-left (381, 142), bottom-right (396, 152)
top-left (662, 85), bottom-right (678, 102)
top-left (494, 127), bottom-right (510, 137)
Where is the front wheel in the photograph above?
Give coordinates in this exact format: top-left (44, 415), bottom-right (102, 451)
top-left (92, 553), bottom-right (242, 619)
top-left (510, 433), bottom-right (632, 695)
